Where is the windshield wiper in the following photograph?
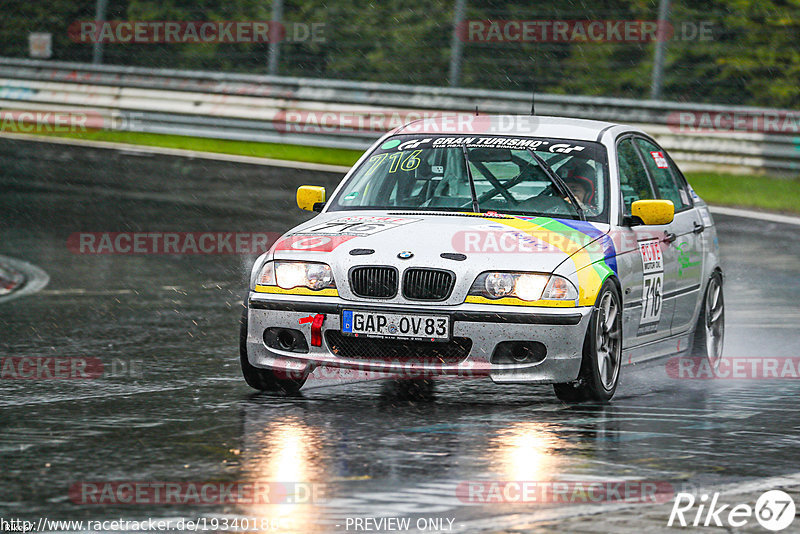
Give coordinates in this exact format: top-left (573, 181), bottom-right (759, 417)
top-left (526, 150), bottom-right (586, 221)
top-left (461, 146), bottom-right (480, 213)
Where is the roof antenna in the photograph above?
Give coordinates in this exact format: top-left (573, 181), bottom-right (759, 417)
top-left (530, 78), bottom-right (536, 115)
top-left (475, 105), bottom-right (479, 116)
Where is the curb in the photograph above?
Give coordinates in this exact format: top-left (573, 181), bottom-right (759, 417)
top-left (0, 262), bottom-right (26, 296)
top-left (0, 256), bottom-right (49, 304)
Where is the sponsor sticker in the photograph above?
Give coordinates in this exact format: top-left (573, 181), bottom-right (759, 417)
top-left (650, 151), bottom-right (669, 168)
top-left (549, 143), bottom-right (585, 154)
top-left (638, 239), bottom-right (664, 332)
top-left (429, 136), bottom-right (551, 150)
top-left (380, 139), bottom-right (401, 150)
top-left (302, 216), bottom-right (419, 236)
top-left (273, 235), bottom-right (355, 252)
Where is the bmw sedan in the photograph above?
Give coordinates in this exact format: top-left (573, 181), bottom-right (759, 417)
top-left (240, 116), bottom-right (724, 402)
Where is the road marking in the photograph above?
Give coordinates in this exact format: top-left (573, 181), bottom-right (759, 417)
top-left (710, 205), bottom-right (800, 226)
top-left (727, 323), bottom-right (800, 328)
top-left (39, 289), bottom-right (135, 296)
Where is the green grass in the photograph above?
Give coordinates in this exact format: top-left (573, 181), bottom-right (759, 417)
top-left (10, 128), bottom-right (800, 215)
top-left (685, 172), bottom-right (800, 215)
top-left (28, 129), bottom-right (363, 167)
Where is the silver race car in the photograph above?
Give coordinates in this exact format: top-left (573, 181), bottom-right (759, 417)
top-left (240, 116), bottom-right (724, 402)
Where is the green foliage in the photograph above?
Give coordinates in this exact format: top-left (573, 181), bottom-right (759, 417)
top-left (0, 0), bottom-right (798, 108)
top-left (686, 171), bottom-right (800, 214)
top-left (37, 128), bottom-right (362, 166)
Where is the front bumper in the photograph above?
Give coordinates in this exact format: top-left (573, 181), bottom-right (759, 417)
top-left (245, 292), bottom-right (592, 385)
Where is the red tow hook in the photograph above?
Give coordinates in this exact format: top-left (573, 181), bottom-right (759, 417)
top-left (299, 314), bottom-right (326, 346)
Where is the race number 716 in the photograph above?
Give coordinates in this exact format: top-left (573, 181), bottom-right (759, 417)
top-left (641, 273), bottom-right (662, 323)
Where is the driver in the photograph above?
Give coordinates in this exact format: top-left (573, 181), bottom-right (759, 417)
top-left (560, 162), bottom-right (597, 212)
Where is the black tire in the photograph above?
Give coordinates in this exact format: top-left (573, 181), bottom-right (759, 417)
top-left (239, 306), bottom-right (306, 394)
top-left (691, 271), bottom-right (724, 370)
top-left (554, 280), bottom-right (623, 403)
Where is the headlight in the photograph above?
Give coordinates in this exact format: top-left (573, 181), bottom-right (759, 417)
top-left (256, 261), bottom-right (275, 286)
top-left (484, 273), bottom-right (516, 297)
top-left (470, 272), bottom-right (577, 302)
top-left (541, 275), bottom-right (578, 301)
top-left (256, 261), bottom-right (335, 291)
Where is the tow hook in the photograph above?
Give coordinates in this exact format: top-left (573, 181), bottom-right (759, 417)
top-left (299, 314), bottom-right (326, 346)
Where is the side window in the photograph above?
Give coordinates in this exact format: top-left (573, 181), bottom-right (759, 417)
top-left (617, 138), bottom-right (655, 215)
top-left (635, 139), bottom-right (690, 210)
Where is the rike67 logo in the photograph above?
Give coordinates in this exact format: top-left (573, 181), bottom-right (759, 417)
top-left (668, 490), bottom-right (795, 531)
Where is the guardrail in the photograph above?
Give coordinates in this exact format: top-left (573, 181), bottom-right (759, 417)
top-left (0, 57), bottom-right (797, 173)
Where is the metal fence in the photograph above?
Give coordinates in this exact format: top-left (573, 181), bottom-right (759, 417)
top-left (0, 57), bottom-right (797, 173)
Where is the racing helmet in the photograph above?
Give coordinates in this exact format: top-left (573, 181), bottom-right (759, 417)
top-left (558, 161), bottom-right (596, 204)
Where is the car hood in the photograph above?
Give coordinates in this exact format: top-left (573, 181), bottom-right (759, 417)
top-left (271, 211), bottom-right (613, 285)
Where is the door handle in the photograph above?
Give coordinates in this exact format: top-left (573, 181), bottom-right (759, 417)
top-left (663, 232), bottom-right (677, 244)
top-left (693, 221), bottom-right (705, 234)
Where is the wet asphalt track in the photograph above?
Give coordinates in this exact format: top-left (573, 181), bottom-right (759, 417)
top-left (1, 138), bottom-right (800, 533)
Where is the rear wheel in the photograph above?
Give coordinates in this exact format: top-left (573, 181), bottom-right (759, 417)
top-left (554, 281), bottom-right (622, 403)
top-left (691, 271), bottom-right (724, 370)
top-left (239, 306), bottom-right (306, 394)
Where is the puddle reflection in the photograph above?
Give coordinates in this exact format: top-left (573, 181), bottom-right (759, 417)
top-left (239, 415), bottom-right (328, 533)
top-left (490, 422), bottom-right (563, 482)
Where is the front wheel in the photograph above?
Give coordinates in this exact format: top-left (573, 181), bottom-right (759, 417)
top-left (239, 307), bottom-right (306, 394)
top-left (554, 280), bottom-right (623, 403)
top-left (691, 271), bottom-right (724, 370)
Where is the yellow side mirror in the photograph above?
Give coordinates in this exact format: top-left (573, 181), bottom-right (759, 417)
top-left (631, 199), bottom-right (674, 225)
top-left (297, 186), bottom-right (326, 212)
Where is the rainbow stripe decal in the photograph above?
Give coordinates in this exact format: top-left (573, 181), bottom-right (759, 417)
top-left (488, 216), bottom-right (617, 306)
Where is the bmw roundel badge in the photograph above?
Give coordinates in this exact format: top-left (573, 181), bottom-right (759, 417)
top-left (398, 251), bottom-right (413, 259)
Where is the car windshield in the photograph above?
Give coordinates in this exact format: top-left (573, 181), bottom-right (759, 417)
top-left (328, 135), bottom-right (610, 222)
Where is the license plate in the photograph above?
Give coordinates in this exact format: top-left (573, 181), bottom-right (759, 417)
top-left (341, 310), bottom-right (450, 342)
